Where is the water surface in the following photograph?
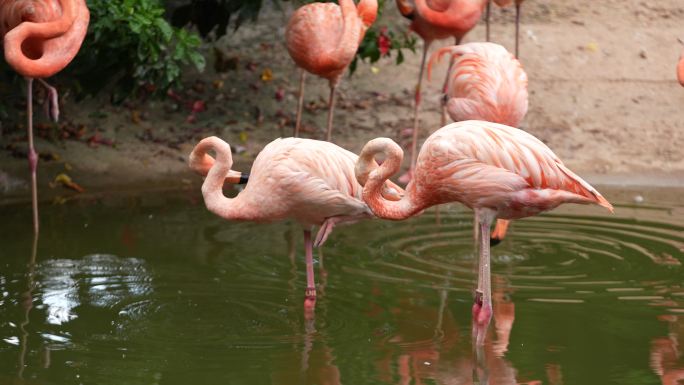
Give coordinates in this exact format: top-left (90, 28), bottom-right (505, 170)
top-left (1, 188), bottom-right (683, 385)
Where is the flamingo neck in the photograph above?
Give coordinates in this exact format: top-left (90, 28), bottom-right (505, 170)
top-left (357, 138), bottom-right (420, 220)
top-left (190, 137), bottom-right (250, 221)
top-left (331, 0), bottom-right (362, 70)
top-left (3, 0), bottom-right (90, 78)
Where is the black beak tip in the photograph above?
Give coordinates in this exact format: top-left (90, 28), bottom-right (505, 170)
top-left (490, 237), bottom-right (502, 247)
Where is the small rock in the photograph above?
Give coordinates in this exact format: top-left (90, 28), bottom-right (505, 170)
top-left (634, 195), bottom-right (644, 203)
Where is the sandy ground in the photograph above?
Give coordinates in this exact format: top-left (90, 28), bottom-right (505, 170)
top-left (1, 0), bottom-right (683, 204)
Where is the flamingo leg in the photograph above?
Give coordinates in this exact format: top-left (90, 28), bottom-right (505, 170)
top-left (304, 229), bottom-right (317, 310)
top-left (294, 70), bottom-right (306, 137)
top-left (485, 0), bottom-right (492, 42)
top-left (473, 210), bottom-right (494, 345)
top-left (440, 37), bottom-right (461, 128)
top-left (36, 78), bottom-right (59, 122)
top-left (515, 2), bottom-right (521, 58)
top-left (409, 41), bottom-right (431, 172)
top-left (26, 78), bottom-right (39, 235)
top-left (325, 82), bottom-right (338, 142)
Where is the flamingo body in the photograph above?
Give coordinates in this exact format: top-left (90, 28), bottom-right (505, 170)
top-left (1, 0), bottom-right (90, 78)
top-left (359, 121), bottom-right (612, 221)
top-left (285, 0), bottom-right (376, 140)
top-left (429, 42), bottom-right (528, 127)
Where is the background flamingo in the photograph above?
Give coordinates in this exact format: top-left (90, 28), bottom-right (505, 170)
top-left (428, 42), bottom-right (528, 244)
top-left (355, 120), bottom-right (613, 344)
top-left (394, 0), bottom-right (485, 182)
top-left (0, 0), bottom-right (90, 234)
top-left (189, 136), bottom-right (403, 310)
top-left (485, 0), bottom-right (524, 57)
top-left (286, 0), bottom-right (377, 141)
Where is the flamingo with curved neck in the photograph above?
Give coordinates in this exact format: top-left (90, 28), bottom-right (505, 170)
top-left (1, 0), bottom-right (90, 234)
top-left (356, 121), bottom-right (613, 344)
top-left (286, 0), bottom-right (377, 141)
top-left (393, 0), bottom-right (486, 182)
top-left (189, 136), bottom-right (403, 311)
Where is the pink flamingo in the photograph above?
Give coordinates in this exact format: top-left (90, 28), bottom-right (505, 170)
top-left (286, 0), bottom-right (377, 141)
top-left (1, 0), bottom-right (90, 234)
top-left (188, 136), bottom-right (403, 309)
top-left (394, 0), bottom-right (485, 182)
top-left (355, 120), bottom-right (613, 344)
top-left (428, 41), bottom-right (528, 244)
top-left (485, 0), bottom-right (524, 57)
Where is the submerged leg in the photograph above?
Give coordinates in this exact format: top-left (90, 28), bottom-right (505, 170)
top-left (294, 70), bottom-right (306, 137)
top-left (26, 78), bottom-right (39, 235)
top-left (304, 229), bottom-right (316, 310)
top-left (401, 41), bottom-right (431, 183)
top-left (515, 2), bottom-right (521, 58)
top-left (325, 82), bottom-right (338, 142)
top-left (473, 210), bottom-right (495, 345)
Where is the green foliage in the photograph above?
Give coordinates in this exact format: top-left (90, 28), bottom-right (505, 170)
top-left (351, 26), bottom-right (417, 74)
top-left (68, 0), bottom-right (205, 100)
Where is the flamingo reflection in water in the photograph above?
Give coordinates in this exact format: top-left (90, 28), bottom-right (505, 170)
top-left (370, 275), bottom-right (547, 385)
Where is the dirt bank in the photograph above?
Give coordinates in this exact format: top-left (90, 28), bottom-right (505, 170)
top-left (1, 0), bottom-right (683, 205)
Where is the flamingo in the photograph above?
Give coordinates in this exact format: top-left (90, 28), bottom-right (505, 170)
top-left (394, 0), bottom-right (485, 182)
top-left (188, 136), bottom-right (403, 310)
top-left (428, 41), bottom-right (528, 245)
top-left (0, 0), bottom-right (90, 234)
top-left (285, 0), bottom-right (377, 141)
top-left (485, 0), bottom-right (524, 57)
top-left (355, 120), bottom-right (613, 344)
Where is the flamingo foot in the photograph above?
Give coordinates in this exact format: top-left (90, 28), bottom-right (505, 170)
top-left (398, 168), bottom-right (414, 185)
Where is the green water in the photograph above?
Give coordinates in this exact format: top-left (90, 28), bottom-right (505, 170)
top-left (1, 189), bottom-right (683, 385)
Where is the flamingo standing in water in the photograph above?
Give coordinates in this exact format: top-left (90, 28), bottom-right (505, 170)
top-left (428, 42), bottom-right (528, 244)
top-left (286, 0), bottom-right (377, 141)
top-left (485, 0), bottom-right (524, 57)
top-left (189, 136), bottom-right (403, 310)
top-left (355, 120), bottom-right (613, 344)
top-left (394, 0), bottom-right (485, 182)
top-left (0, 0), bottom-right (90, 234)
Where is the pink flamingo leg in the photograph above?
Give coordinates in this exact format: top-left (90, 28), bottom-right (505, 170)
top-left (37, 78), bottom-right (59, 122)
top-left (294, 70), bottom-right (305, 137)
top-left (485, 0), bottom-right (491, 42)
top-left (473, 210), bottom-right (494, 345)
top-left (402, 42), bottom-right (431, 183)
top-left (26, 78), bottom-right (39, 235)
top-left (325, 83), bottom-right (338, 142)
top-left (304, 229), bottom-right (317, 310)
top-left (515, 2), bottom-right (521, 58)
